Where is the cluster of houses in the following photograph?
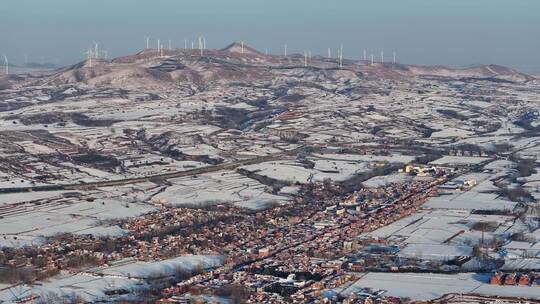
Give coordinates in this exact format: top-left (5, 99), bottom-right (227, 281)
top-left (490, 271), bottom-right (540, 286)
top-left (158, 178), bottom-right (445, 302)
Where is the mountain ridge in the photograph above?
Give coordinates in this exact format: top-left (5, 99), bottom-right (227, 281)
top-left (4, 42), bottom-right (536, 90)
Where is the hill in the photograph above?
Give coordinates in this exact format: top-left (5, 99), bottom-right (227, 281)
top-left (10, 42), bottom-right (534, 90)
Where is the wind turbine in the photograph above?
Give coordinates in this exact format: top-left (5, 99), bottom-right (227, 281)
top-left (241, 41), bottom-right (244, 54)
top-left (168, 39), bottom-right (172, 50)
top-left (2, 55), bottom-right (8, 75)
top-left (93, 42), bottom-right (99, 59)
top-left (380, 49), bottom-right (384, 63)
top-left (146, 36), bottom-right (150, 49)
top-left (198, 36), bottom-right (203, 56)
top-left (85, 49), bottom-right (93, 67)
top-left (283, 44), bottom-right (287, 57)
top-left (393, 51), bottom-right (396, 64)
top-left (370, 52), bottom-right (374, 65)
top-left (363, 49), bottom-right (367, 61)
top-left (304, 50), bottom-right (307, 66)
top-left (339, 45), bottom-right (343, 68)
top-left (327, 48), bottom-right (331, 59)
top-left (184, 39), bottom-right (187, 49)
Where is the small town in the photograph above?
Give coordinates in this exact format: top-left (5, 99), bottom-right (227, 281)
top-left (1, 1), bottom-right (540, 302)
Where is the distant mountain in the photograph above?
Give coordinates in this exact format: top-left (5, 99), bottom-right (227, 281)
top-left (221, 42), bottom-right (263, 55)
top-left (24, 62), bottom-right (58, 69)
top-left (14, 42), bottom-right (535, 90)
top-left (404, 64), bottom-right (534, 82)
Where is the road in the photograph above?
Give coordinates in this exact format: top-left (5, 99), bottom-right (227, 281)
top-left (0, 146), bottom-right (306, 194)
top-left (0, 140), bottom-right (449, 195)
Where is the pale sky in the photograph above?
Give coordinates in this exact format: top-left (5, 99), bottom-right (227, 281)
top-left (1, 0), bottom-right (539, 73)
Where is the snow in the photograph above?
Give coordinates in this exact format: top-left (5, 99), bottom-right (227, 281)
top-left (0, 255), bottom-right (224, 303)
top-left (363, 168), bottom-right (520, 264)
top-left (430, 156), bottom-right (491, 166)
top-left (73, 225), bottom-right (128, 237)
top-left (242, 161), bottom-right (312, 184)
top-left (279, 185), bottom-right (301, 195)
top-left (431, 128), bottom-right (473, 138)
top-left (18, 141), bottom-right (57, 154)
top-left (337, 272), bottom-right (540, 300)
top-left (312, 153), bottom-right (415, 164)
top-left (399, 243), bottom-right (472, 260)
top-left (501, 258), bottom-right (540, 270)
top-left (177, 144), bottom-right (222, 156)
top-left (0, 190), bottom-right (157, 247)
top-left (0, 191), bottom-right (66, 206)
top-left (94, 255), bottom-right (223, 279)
top-left (0, 274), bottom-right (145, 303)
top-left (0, 235), bottom-right (45, 248)
top-left (240, 153), bottom-right (410, 185)
top-left (425, 192), bottom-right (517, 211)
top-left (155, 171), bottom-right (287, 209)
top-left (362, 173), bottom-right (411, 188)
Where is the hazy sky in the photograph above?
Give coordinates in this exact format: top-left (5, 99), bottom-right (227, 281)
top-left (2, 0), bottom-right (539, 73)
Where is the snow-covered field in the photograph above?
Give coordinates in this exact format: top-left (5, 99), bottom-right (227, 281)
top-left (425, 191), bottom-right (517, 211)
top-left (334, 272), bottom-right (540, 300)
top-left (155, 171), bottom-right (287, 209)
top-left (240, 153), bottom-right (414, 185)
top-left (0, 191), bottom-right (67, 206)
top-left (0, 255), bottom-right (223, 303)
top-left (0, 185), bottom-right (158, 247)
top-left (92, 255), bottom-right (223, 279)
top-left (362, 173), bottom-right (411, 188)
top-left (364, 169), bottom-right (535, 268)
top-left (429, 156), bottom-right (491, 166)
